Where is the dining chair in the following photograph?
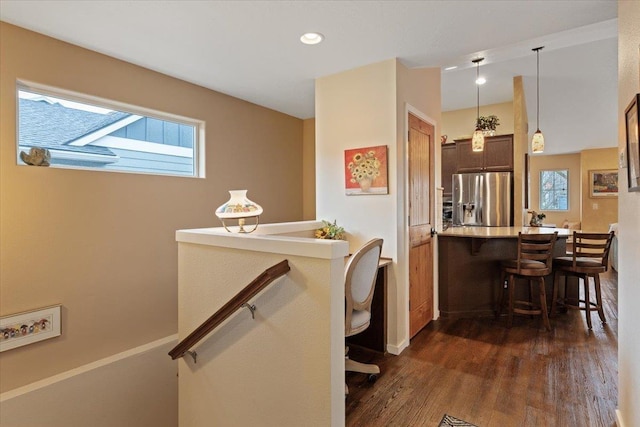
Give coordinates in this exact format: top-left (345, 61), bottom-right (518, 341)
top-left (497, 232), bottom-right (558, 331)
top-left (551, 231), bottom-right (614, 330)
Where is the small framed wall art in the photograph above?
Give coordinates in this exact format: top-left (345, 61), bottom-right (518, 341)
top-left (625, 93), bottom-right (640, 192)
top-left (344, 145), bottom-right (388, 195)
top-left (589, 169), bottom-right (618, 198)
top-left (0, 305), bottom-right (62, 352)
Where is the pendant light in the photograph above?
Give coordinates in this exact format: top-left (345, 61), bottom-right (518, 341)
top-left (531, 46), bottom-right (545, 153)
top-left (471, 58), bottom-right (485, 152)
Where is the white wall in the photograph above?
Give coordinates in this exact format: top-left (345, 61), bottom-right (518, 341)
top-left (176, 225), bottom-right (348, 427)
top-left (617, 2), bottom-right (640, 426)
top-left (315, 59), bottom-right (440, 353)
top-left (316, 59), bottom-right (398, 256)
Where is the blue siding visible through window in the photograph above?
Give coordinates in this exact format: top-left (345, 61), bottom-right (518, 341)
top-left (146, 118), bottom-right (163, 143)
top-left (126, 119), bottom-right (146, 141)
top-left (164, 122), bottom-right (179, 146)
top-left (180, 126), bottom-right (194, 148)
top-left (111, 118), bottom-right (194, 147)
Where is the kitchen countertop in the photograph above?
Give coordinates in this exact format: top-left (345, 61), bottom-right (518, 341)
top-left (440, 226), bottom-right (571, 238)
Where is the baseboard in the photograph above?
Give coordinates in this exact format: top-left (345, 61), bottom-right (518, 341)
top-left (616, 409), bottom-right (625, 427)
top-left (387, 337), bottom-right (409, 355)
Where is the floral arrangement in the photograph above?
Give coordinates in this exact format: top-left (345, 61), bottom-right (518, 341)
top-left (315, 220), bottom-right (345, 240)
top-left (476, 115), bottom-right (500, 131)
top-left (348, 150), bottom-right (381, 185)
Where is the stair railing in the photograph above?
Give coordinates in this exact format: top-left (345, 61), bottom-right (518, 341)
top-left (169, 259), bottom-right (290, 361)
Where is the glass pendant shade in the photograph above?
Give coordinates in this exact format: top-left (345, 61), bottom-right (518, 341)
top-left (215, 190), bottom-right (263, 233)
top-left (472, 128), bottom-right (485, 152)
top-left (471, 57), bottom-right (485, 152)
top-left (531, 129), bottom-right (545, 153)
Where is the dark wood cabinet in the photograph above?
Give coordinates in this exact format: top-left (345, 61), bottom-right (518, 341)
top-left (455, 134), bottom-right (513, 173)
top-left (441, 144), bottom-right (457, 195)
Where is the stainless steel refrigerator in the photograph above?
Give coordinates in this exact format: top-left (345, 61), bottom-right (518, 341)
top-left (452, 172), bottom-right (512, 226)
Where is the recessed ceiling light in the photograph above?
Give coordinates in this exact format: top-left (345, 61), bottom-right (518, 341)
top-left (300, 32), bottom-right (324, 45)
top-left (444, 66), bottom-right (458, 71)
top-left (476, 77), bottom-right (487, 85)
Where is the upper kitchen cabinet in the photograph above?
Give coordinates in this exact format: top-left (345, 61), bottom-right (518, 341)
top-left (455, 134), bottom-right (513, 173)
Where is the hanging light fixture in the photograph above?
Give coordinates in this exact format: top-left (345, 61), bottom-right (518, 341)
top-left (471, 57), bottom-right (485, 152)
top-left (532, 46), bottom-right (545, 153)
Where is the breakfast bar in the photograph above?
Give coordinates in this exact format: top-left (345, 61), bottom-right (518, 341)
top-left (438, 226), bottom-right (572, 318)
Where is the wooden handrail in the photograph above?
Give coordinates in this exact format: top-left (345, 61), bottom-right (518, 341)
top-left (169, 259), bottom-right (290, 360)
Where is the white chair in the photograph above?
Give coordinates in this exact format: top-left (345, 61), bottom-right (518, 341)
top-left (344, 238), bottom-right (383, 393)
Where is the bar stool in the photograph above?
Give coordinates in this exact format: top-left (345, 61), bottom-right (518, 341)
top-left (497, 232), bottom-right (558, 331)
top-left (551, 231), bottom-right (614, 330)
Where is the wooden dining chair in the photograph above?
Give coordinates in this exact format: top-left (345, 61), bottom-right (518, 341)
top-left (551, 231), bottom-right (614, 330)
top-left (497, 232), bottom-right (558, 331)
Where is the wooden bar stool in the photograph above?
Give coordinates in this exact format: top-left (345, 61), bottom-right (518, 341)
top-left (551, 231), bottom-right (614, 330)
top-left (497, 232), bottom-right (558, 331)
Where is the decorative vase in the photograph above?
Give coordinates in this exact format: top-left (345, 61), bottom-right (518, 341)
top-left (215, 190), bottom-right (263, 233)
top-left (359, 178), bottom-right (372, 192)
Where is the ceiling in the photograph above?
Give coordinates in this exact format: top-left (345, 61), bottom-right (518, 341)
top-left (0, 1), bottom-right (618, 155)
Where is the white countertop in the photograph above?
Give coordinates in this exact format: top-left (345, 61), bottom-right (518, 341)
top-left (440, 226), bottom-right (571, 238)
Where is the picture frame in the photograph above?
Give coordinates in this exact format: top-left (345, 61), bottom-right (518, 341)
top-left (0, 305), bottom-right (61, 352)
top-left (344, 145), bottom-right (388, 195)
top-left (625, 93), bottom-right (640, 192)
top-left (589, 169), bottom-right (618, 198)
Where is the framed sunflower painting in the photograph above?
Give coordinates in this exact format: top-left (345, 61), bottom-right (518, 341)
top-left (344, 145), bottom-right (388, 195)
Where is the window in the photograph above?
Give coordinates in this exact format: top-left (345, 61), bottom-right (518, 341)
top-left (540, 169), bottom-right (568, 210)
top-left (17, 82), bottom-right (204, 177)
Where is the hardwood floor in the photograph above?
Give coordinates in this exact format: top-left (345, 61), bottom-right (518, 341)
top-left (346, 270), bottom-right (618, 427)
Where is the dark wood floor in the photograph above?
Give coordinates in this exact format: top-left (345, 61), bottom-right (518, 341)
top-left (346, 270), bottom-right (618, 427)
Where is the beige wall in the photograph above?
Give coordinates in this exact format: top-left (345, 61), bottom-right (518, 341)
top-left (529, 153), bottom-right (582, 226)
top-left (302, 118), bottom-right (316, 220)
top-left (315, 59), bottom-right (440, 353)
top-left (617, 1), bottom-right (640, 424)
top-left (441, 101), bottom-right (514, 142)
top-left (1, 338), bottom-right (177, 427)
top-left (529, 149), bottom-right (618, 231)
top-left (581, 148), bottom-right (618, 232)
top-left (0, 22), bottom-right (303, 394)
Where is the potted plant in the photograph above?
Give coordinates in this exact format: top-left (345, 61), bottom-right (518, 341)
top-left (476, 115), bottom-right (500, 136)
top-left (315, 220), bottom-right (346, 240)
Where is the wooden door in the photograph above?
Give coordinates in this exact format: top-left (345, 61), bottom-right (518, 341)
top-left (408, 113), bottom-right (434, 338)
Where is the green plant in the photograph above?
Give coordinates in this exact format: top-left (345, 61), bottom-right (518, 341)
top-left (475, 115), bottom-right (500, 131)
top-left (315, 220), bottom-right (345, 240)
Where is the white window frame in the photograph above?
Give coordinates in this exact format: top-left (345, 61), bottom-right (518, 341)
top-left (16, 80), bottom-right (205, 178)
